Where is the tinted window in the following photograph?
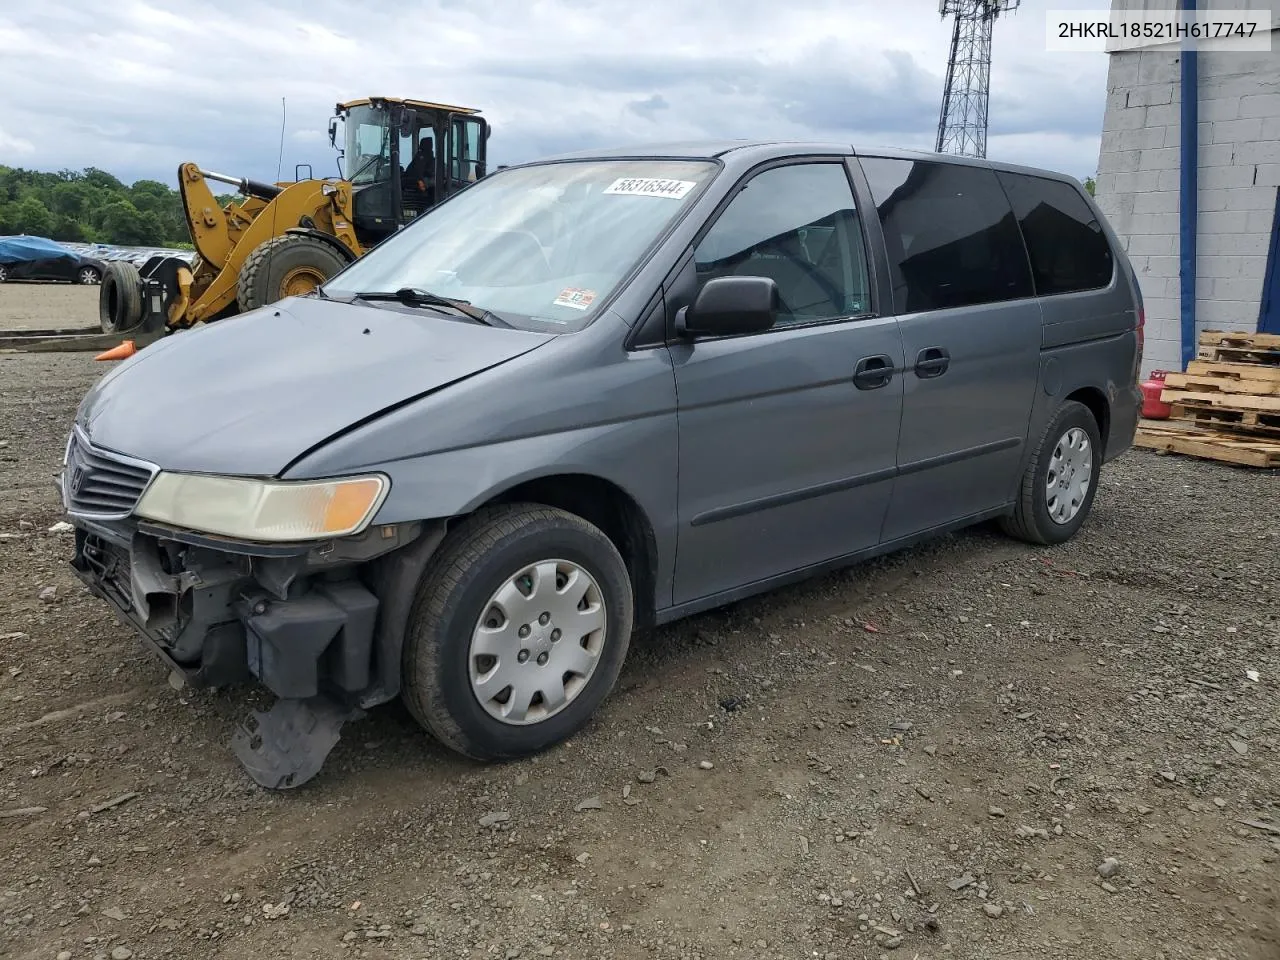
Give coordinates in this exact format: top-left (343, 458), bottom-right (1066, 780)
top-left (694, 163), bottom-right (871, 326)
top-left (997, 171), bottom-right (1114, 295)
top-left (860, 157), bottom-right (1033, 314)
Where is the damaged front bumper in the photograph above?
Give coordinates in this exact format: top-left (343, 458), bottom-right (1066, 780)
top-left (67, 511), bottom-right (438, 789)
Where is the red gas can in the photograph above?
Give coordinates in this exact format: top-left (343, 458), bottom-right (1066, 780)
top-left (1140, 369), bottom-right (1172, 419)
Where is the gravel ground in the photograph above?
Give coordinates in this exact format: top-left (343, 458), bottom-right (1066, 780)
top-left (0, 292), bottom-right (1277, 960)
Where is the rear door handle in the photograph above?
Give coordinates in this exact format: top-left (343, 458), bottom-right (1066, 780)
top-left (914, 346), bottom-right (950, 379)
top-left (853, 354), bottom-right (895, 390)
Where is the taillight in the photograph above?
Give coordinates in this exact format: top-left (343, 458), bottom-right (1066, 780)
top-left (1134, 303), bottom-right (1145, 381)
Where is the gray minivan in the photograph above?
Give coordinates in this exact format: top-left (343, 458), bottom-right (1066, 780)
top-left (60, 140), bottom-right (1144, 788)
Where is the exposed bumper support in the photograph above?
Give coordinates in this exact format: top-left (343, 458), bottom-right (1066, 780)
top-left (67, 514), bottom-right (447, 789)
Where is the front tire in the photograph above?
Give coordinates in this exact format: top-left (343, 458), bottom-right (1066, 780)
top-left (236, 235), bottom-right (349, 313)
top-left (1000, 400), bottom-right (1102, 546)
top-left (77, 266), bottom-right (101, 285)
top-left (401, 504), bottom-right (635, 761)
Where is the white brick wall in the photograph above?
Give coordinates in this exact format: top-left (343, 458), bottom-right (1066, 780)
top-left (1094, 6), bottom-right (1280, 376)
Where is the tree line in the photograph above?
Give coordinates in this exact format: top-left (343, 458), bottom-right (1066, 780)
top-left (0, 165), bottom-right (236, 248)
top-left (1, 163), bottom-right (1100, 250)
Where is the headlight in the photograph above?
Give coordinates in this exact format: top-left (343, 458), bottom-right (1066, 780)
top-left (134, 472), bottom-right (389, 542)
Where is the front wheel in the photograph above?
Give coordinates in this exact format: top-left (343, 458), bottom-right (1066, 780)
top-left (1000, 399), bottom-right (1102, 546)
top-left (401, 504), bottom-right (635, 761)
top-left (236, 234), bottom-right (350, 313)
top-left (77, 266), bottom-right (101, 285)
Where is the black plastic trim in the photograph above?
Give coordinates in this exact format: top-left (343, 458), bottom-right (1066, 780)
top-left (689, 435), bottom-right (1021, 528)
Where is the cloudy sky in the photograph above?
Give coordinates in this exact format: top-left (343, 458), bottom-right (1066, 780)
top-left (1, 0), bottom-right (1112, 188)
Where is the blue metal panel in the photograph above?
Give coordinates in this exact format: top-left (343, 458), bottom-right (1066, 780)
top-left (1179, 0), bottom-right (1198, 370)
top-left (1258, 188), bottom-right (1280, 335)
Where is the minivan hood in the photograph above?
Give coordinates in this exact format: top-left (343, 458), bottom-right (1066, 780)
top-left (77, 295), bottom-right (555, 476)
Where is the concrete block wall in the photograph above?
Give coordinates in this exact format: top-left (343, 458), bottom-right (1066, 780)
top-left (1093, 9), bottom-right (1280, 375)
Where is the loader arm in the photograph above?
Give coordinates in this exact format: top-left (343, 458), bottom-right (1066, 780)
top-left (174, 165), bottom-right (363, 327)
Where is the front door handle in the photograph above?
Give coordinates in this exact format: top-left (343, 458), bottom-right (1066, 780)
top-left (914, 346), bottom-right (950, 379)
top-left (853, 354), bottom-right (895, 390)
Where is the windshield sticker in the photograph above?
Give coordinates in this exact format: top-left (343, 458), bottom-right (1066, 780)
top-left (553, 287), bottom-right (596, 310)
top-left (603, 177), bottom-right (698, 200)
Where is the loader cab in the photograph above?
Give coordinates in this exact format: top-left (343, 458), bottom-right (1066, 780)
top-left (331, 97), bottom-right (489, 246)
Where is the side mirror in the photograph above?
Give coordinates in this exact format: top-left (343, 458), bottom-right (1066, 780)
top-left (328, 118), bottom-right (338, 148)
top-left (675, 276), bottom-right (778, 338)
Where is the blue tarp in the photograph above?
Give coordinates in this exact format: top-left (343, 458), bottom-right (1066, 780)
top-left (0, 235), bottom-right (78, 265)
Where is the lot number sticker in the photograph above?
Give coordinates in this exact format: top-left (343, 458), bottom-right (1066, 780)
top-left (603, 177), bottom-right (697, 200)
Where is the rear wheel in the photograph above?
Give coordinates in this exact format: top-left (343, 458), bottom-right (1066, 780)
top-left (999, 400), bottom-right (1102, 546)
top-left (401, 504), bottom-right (635, 761)
top-left (98, 261), bottom-right (143, 333)
top-left (236, 235), bottom-right (349, 313)
top-left (0, 264), bottom-right (8, 283)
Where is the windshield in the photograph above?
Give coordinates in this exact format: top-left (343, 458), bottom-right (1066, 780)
top-left (322, 158), bottom-right (719, 332)
top-left (343, 105), bottom-right (392, 185)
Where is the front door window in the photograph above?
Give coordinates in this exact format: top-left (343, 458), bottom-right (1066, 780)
top-left (692, 162), bottom-right (872, 326)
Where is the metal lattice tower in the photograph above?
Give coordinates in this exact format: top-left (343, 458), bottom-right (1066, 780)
top-left (935, 0), bottom-right (1019, 158)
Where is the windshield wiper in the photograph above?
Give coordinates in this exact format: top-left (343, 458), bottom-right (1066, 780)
top-left (353, 288), bottom-right (504, 326)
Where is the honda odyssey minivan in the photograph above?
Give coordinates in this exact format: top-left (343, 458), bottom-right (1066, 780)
top-left (60, 140), bottom-right (1143, 788)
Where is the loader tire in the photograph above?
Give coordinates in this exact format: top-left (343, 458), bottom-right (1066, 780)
top-left (99, 260), bottom-right (144, 334)
top-left (236, 235), bottom-right (349, 313)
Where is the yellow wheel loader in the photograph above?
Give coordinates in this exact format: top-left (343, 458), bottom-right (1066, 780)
top-left (99, 97), bottom-right (490, 336)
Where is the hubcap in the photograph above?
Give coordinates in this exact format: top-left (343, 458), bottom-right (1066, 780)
top-left (279, 265), bottom-right (327, 298)
top-left (79, 268), bottom-right (99, 284)
top-left (468, 559), bottom-right (607, 725)
top-left (1045, 426), bottom-right (1092, 525)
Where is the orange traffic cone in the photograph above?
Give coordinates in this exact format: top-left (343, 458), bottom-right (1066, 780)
top-left (95, 340), bottom-right (136, 361)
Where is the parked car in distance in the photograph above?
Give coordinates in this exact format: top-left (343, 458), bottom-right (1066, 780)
top-left (0, 235), bottom-right (106, 284)
top-left (59, 140), bottom-right (1144, 789)
top-left (62, 242), bottom-right (198, 269)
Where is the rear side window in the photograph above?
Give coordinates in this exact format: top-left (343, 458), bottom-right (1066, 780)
top-left (859, 157), bottom-right (1033, 314)
top-left (996, 171), bottom-right (1115, 295)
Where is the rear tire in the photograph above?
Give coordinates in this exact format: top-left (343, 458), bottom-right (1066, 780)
top-left (0, 264), bottom-right (8, 283)
top-left (999, 400), bottom-right (1102, 546)
top-left (98, 261), bottom-right (143, 333)
top-left (401, 504), bottom-right (635, 761)
top-left (236, 235), bottom-right (349, 313)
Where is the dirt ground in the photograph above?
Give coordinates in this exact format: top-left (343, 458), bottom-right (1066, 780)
top-left (1, 282), bottom-right (1278, 960)
top-left (0, 283), bottom-right (98, 332)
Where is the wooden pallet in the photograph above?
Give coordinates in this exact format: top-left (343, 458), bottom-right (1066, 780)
top-left (1159, 332), bottom-right (1280, 448)
top-left (1162, 371), bottom-right (1280, 396)
top-left (1159, 388), bottom-right (1280, 413)
top-left (1200, 330), bottom-right (1280, 350)
top-left (1196, 330), bottom-right (1280, 365)
top-left (1135, 421), bottom-right (1280, 468)
top-left (1166, 403), bottom-right (1280, 436)
top-left (1185, 359), bottom-right (1280, 384)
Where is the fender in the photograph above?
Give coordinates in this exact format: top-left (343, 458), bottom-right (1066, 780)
top-left (283, 226), bottom-right (360, 263)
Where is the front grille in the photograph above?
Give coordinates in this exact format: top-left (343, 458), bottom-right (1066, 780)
top-left (63, 429), bottom-right (157, 518)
